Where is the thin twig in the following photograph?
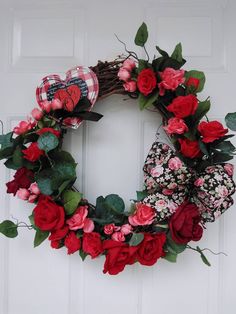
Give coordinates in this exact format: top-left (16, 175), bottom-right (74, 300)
top-left (114, 34), bottom-right (139, 60)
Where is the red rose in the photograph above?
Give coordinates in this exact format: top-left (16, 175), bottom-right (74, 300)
top-left (198, 121), bottom-right (228, 143)
top-left (167, 95), bottom-right (198, 118)
top-left (179, 138), bottom-right (202, 158)
top-left (37, 127), bottom-right (61, 138)
top-left (64, 231), bottom-right (81, 254)
top-left (51, 241), bottom-right (61, 249)
top-left (186, 77), bottom-right (200, 89)
top-left (137, 68), bottom-right (157, 96)
top-left (103, 240), bottom-right (137, 275)
top-left (163, 117), bottom-right (188, 135)
top-left (128, 203), bottom-right (156, 226)
top-left (82, 232), bottom-right (103, 258)
top-left (34, 196), bottom-right (65, 231)
top-left (49, 226), bottom-right (69, 249)
top-left (22, 142), bottom-right (45, 162)
top-left (6, 167), bottom-right (34, 195)
top-left (136, 233), bottom-right (166, 266)
top-left (169, 202), bottom-right (203, 244)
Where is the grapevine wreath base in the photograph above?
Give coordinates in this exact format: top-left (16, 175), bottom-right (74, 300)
top-left (1, 23), bottom-right (236, 275)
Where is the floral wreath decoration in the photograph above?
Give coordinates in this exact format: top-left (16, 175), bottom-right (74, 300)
top-left (1, 23), bottom-right (236, 275)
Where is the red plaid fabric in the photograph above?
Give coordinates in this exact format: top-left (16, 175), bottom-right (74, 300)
top-left (66, 66), bottom-right (99, 105)
top-left (36, 75), bottom-right (61, 105)
top-left (36, 66), bottom-right (99, 106)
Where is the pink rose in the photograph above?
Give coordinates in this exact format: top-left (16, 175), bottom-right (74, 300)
top-left (123, 81), bottom-right (137, 92)
top-left (206, 167), bottom-right (215, 174)
top-left (66, 206), bottom-right (89, 230)
top-left (156, 200), bottom-right (167, 211)
top-left (169, 201), bottom-right (178, 213)
top-left (83, 218), bottom-right (94, 233)
top-left (29, 182), bottom-right (41, 195)
top-left (168, 157), bottom-right (182, 170)
top-left (120, 224), bottom-right (133, 235)
top-left (164, 117), bottom-right (188, 135)
top-left (150, 165), bottom-right (164, 177)
top-left (28, 194), bottom-right (38, 203)
top-left (118, 67), bottom-right (131, 82)
top-left (111, 231), bottom-right (125, 242)
top-left (16, 188), bottom-right (30, 200)
top-left (51, 98), bottom-right (63, 110)
top-left (217, 186), bottom-right (229, 198)
top-left (13, 120), bottom-right (35, 135)
top-left (122, 58), bottom-right (136, 71)
top-left (194, 178), bottom-right (204, 187)
top-left (158, 68), bottom-right (185, 96)
top-left (39, 100), bottom-right (52, 113)
top-left (168, 183), bottom-right (177, 189)
top-left (104, 223), bottom-right (115, 235)
top-left (224, 163), bottom-right (234, 177)
top-left (162, 189), bottom-right (174, 196)
top-left (31, 108), bottom-right (43, 120)
top-left (128, 203), bottom-right (156, 226)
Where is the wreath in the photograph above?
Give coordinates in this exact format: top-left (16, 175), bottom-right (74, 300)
top-left (1, 23), bottom-right (236, 275)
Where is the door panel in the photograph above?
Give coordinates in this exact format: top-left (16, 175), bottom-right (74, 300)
top-left (0, 1), bottom-right (235, 314)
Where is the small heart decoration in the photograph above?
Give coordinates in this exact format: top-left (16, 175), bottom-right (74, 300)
top-left (36, 66), bottom-right (99, 108)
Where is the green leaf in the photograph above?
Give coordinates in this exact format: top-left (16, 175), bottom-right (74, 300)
top-left (129, 233), bottom-right (144, 246)
top-left (49, 150), bottom-right (75, 163)
top-left (137, 59), bottom-right (149, 73)
top-left (194, 99), bottom-right (211, 122)
top-left (4, 158), bottom-right (21, 170)
top-left (212, 151), bottom-right (234, 163)
top-left (136, 190), bottom-right (148, 201)
top-left (36, 170), bottom-right (54, 195)
top-left (225, 112), bottom-right (236, 131)
top-left (185, 70), bottom-right (206, 93)
top-left (53, 162), bottom-right (77, 181)
top-left (0, 146), bottom-right (14, 160)
top-left (37, 132), bottom-right (59, 153)
top-left (162, 57), bottom-right (186, 70)
top-left (105, 194), bottom-right (125, 214)
top-left (138, 91), bottom-right (158, 110)
top-left (166, 233), bottom-right (186, 254)
top-left (134, 22), bottom-right (148, 47)
top-left (200, 252), bottom-right (211, 266)
top-left (28, 214), bottom-right (35, 226)
top-left (171, 43), bottom-right (183, 63)
top-left (196, 246), bottom-right (211, 267)
top-left (79, 250), bottom-right (88, 261)
top-left (199, 141), bottom-right (209, 157)
top-left (212, 134), bottom-right (235, 145)
top-left (214, 141), bottom-right (236, 154)
top-left (184, 131), bottom-right (196, 141)
top-left (94, 196), bottom-right (106, 218)
top-left (12, 147), bottom-right (24, 167)
top-left (0, 132), bottom-right (13, 149)
top-left (163, 252), bottom-right (177, 263)
top-left (156, 46), bottom-right (169, 57)
top-left (63, 190), bottom-right (82, 215)
top-left (56, 180), bottom-right (72, 197)
top-left (0, 220), bottom-right (18, 238)
top-left (34, 229), bottom-right (49, 247)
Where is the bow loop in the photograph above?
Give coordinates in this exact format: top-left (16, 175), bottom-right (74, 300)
top-left (191, 164), bottom-right (235, 222)
top-left (142, 141), bottom-right (235, 223)
top-left (142, 141), bottom-right (193, 221)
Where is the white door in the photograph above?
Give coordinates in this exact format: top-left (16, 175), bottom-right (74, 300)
top-left (0, 0), bottom-right (236, 313)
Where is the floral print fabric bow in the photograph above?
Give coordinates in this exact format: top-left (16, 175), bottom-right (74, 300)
top-left (143, 141), bottom-right (235, 223)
